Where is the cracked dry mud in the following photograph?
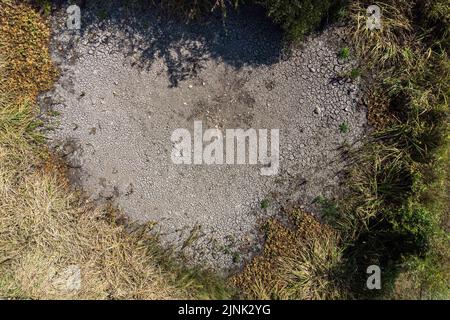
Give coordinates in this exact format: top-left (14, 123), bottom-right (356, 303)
top-left (39, 3), bottom-right (368, 271)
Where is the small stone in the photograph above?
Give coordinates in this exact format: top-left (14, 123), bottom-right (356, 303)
top-left (67, 151), bottom-right (83, 168)
top-left (124, 183), bottom-right (134, 196)
top-left (62, 143), bottom-right (75, 156)
top-left (314, 106), bottom-right (322, 115)
top-left (99, 185), bottom-right (118, 199)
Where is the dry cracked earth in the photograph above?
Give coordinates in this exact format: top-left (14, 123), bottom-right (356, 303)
top-left (39, 2), bottom-right (368, 271)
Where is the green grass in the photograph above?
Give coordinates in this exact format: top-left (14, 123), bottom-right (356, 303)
top-left (333, 0), bottom-right (450, 299)
top-left (262, 0), bottom-right (348, 40)
top-left (338, 47), bottom-right (350, 59)
top-left (349, 68), bottom-right (361, 80)
top-left (339, 122), bottom-right (349, 133)
top-left (260, 199), bottom-right (270, 209)
top-left (233, 211), bottom-right (347, 299)
top-left (233, 0), bottom-right (449, 300)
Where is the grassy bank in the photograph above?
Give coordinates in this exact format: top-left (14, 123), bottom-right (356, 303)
top-left (232, 0), bottom-right (449, 299)
top-left (341, 0), bottom-right (449, 299)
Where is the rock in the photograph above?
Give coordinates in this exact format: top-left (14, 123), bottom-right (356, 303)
top-left (99, 185), bottom-right (118, 199)
top-left (124, 183), bottom-right (134, 196)
top-left (66, 151), bottom-right (83, 168)
top-left (314, 106), bottom-right (322, 115)
top-left (62, 142), bottom-right (75, 156)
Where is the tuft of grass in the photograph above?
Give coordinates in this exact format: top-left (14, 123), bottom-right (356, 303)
top-left (338, 67), bottom-right (361, 81)
top-left (349, 68), bottom-right (361, 79)
top-left (260, 198), bottom-right (270, 209)
top-left (339, 122), bottom-right (349, 133)
top-left (35, 0), bottom-right (52, 16)
top-left (233, 211), bottom-right (347, 299)
top-left (338, 47), bottom-right (350, 59)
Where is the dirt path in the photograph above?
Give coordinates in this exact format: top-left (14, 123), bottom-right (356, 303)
top-left (40, 2), bottom-right (367, 271)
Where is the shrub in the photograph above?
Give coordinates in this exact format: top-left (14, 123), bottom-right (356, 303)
top-left (259, 0), bottom-right (346, 40)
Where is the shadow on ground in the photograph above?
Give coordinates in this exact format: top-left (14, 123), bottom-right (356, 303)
top-left (52, 0), bottom-right (283, 87)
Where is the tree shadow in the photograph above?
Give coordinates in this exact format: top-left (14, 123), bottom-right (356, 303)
top-left (53, 0), bottom-right (284, 87)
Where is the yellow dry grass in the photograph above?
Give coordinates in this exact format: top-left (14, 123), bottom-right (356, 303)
top-left (0, 0), bottom-right (184, 300)
top-left (232, 211), bottom-right (346, 300)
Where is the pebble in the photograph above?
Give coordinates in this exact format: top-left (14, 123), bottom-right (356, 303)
top-left (314, 106), bottom-right (322, 115)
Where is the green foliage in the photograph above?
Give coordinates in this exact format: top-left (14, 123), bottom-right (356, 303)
top-left (259, 0), bottom-right (346, 40)
top-left (33, 0), bottom-right (51, 15)
top-left (339, 0), bottom-right (450, 299)
top-left (338, 47), bottom-right (350, 59)
top-left (349, 68), bottom-right (361, 79)
top-left (260, 198), bottom-right (270, 209)
top-left (339, 122), bottom-right (349, 133)
top-left (150, 0), bottom-right (346, 40)
top-left (315, 196), bottom-right (339, 221)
